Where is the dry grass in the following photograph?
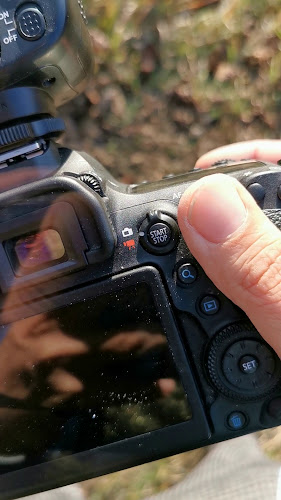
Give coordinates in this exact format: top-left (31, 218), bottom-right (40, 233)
top-left (79, 426), bottom-right (281, 499)
top-left (258, 426), bottom-right (281, 461)
top-left (81, 447), bottom-right (206, 499)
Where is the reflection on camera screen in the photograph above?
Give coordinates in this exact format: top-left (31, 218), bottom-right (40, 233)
top-left (0, 283), bottom-right (191, 469)
top-left (14, 229), bottom-right (65, 269)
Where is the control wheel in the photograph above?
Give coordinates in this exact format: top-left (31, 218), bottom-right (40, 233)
top-left (207, 323), bottom-right (281, 400)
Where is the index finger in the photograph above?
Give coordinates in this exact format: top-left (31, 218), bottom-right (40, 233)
top-left (196, 139), bottom-right (281, 169)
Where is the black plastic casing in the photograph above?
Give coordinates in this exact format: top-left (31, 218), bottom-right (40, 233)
top-left (0, 156), bottom-right (280, 498)
top-left (0, 0), bottom-right (93, 107)
top-left (3, 2), bottom-right (281, 498)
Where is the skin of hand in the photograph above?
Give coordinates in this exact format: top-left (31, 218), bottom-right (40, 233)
top-left (101, 330), bottom-right (177, 397)
top-left (100, 330), bottom-right (167, 353)
top-left (0, 313), bottom-right (89, 406)
top-left (178, 139), bottom-right (281, 358)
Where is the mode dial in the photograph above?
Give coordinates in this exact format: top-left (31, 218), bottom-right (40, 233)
top-left (207, 322), bottom-right (281, 400)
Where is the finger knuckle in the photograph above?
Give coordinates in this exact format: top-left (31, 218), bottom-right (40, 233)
top-left (236, 235), bottom-right (281, 307)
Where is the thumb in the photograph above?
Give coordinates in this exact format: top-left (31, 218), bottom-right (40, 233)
top-left (178, 173), bottom-right (281, 357)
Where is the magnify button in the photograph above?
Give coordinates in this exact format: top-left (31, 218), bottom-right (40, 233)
top-left (177, 263), bottom-right (198, 285)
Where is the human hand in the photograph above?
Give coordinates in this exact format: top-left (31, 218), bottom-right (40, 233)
top-left (177, 140), bottom-right (281, 357)
top-left (0, 313), bottom-right (89, 407)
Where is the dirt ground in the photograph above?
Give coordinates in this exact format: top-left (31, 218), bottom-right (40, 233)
top-left (60, 0), bottom-right (281, 184)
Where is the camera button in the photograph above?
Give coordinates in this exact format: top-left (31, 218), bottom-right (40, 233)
top-left (227, 411), bottom-right (247, 430)
top-left (267, 398), bottom-right (281, 419)
top-left (200, 296), bottom-right (220, 315)
top-left (177, 263), bottom-right (198, 285)
top-left (148, 222), bottom-right (172, 248)
top-left (239, 355), bottom-right (259, 374)
top-left (247, 183), bottom-right (265, 203)
top-left (139, 211), bottom-right (179, 255)
top-left (16, 5), bottom-right (46, 41)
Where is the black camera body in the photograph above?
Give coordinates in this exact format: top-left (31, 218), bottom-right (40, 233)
top-left (0, 0), bottom-right (91, 105)
top-left (0, 1), bottom-right (281, 499)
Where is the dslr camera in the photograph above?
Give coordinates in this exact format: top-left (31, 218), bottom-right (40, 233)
top-left (0, 1), bottom-right (281, 498)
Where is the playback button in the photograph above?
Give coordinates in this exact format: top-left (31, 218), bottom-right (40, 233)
top-left (200, 295), bottom-right (220, 315)
top-left (16, 4), bottom-right (46, 41)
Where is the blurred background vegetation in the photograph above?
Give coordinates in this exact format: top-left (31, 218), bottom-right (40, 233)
top-left (61, 0), bottom-right (281, 184)
top-left (60, 0), bottom-right (281, 498)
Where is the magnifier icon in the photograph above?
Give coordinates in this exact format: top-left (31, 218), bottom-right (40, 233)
top-left (182, 269), bottom-right (195, 279)
top-left (178, 264), bottom-right (197, 284)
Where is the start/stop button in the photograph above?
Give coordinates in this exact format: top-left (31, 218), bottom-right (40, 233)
top-left (139, 210), bottom-right (179, 255)
top-left (16, 3), bottom-right (46, 41)
top-left (147, 222), bottom-right (172, 247)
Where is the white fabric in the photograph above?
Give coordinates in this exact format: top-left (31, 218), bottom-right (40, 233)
top-left (276, 466), bottom-right (281, 500)
top-left (24, 484), bottom-right (85, 500)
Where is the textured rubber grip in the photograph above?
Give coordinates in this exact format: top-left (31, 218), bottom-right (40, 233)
top-left (264, 209), bottom-right (281, 230)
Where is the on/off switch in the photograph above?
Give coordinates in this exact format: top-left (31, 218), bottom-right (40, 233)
top-left (16, 4), bottom-right (46, 41)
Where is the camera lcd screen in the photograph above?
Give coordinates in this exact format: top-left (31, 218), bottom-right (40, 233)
top-left (0, 282), bottom-right (191, 468)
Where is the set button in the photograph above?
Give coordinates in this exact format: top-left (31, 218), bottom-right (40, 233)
top-left (239, 355), bottom-right (259, 375)
top-left (223, 340), bottom-right (275, 392)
